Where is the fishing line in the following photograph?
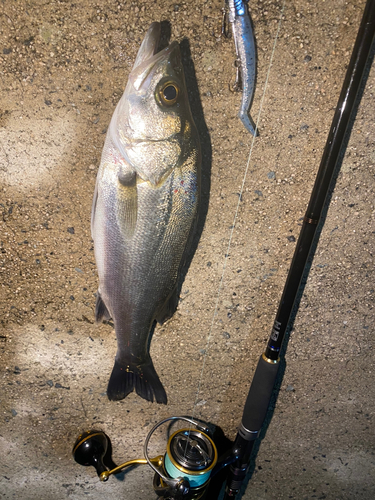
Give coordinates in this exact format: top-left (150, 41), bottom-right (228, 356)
top-left (189, 0), bottom-right (287, 426)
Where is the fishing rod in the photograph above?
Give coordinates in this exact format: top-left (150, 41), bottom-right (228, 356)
top-left (221, 0), bottom-right (375, 497)
top-left (72, 0), bottom-right (375, 498)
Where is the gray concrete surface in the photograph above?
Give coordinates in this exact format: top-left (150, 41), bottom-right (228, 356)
top-left (1, 0), bottom-right (374, 499)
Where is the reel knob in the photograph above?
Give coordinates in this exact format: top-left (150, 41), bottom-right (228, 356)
top-left (175, 478), bottom-right (190, 497)
top-left (72, 430), bottom-right (109, 478)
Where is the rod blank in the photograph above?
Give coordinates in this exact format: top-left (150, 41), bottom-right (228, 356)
top-left (223, 0), bottom-right (375, 497)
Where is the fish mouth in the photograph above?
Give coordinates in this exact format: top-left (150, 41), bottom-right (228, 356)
top-left (129, 22), bottom-right (180, 92)
top-left (132, 22), bottom-right (161, 68)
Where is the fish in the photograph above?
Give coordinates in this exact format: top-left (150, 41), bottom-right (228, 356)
top-left (227, 0), bottom-right (257, 136)
top-left (91, 22), bottom-right (201, 404)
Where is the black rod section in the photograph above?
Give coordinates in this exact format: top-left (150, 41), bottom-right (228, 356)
top-left (266, 0), bottom-right (375, 361)
top-left (223, 0), bottom-right (375, 498)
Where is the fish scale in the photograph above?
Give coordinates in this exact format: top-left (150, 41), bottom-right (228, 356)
top-left (91, 22), bottom-right (201, 404)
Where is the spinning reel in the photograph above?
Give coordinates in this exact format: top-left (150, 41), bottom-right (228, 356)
top-left (73, 416), bottom-right (218, 499)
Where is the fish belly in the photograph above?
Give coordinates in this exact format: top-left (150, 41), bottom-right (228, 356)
top-left (93, 154), bottom-right (199, 404)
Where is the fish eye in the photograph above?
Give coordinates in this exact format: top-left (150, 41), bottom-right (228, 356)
top-left (159, 82), bottom-right (179, 106)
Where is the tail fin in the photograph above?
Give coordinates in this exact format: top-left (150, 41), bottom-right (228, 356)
top-left (107, 359), bottom-right (167, 404)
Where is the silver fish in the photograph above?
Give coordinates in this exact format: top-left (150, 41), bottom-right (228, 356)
top-left (91, 22), bottom-right (201, 404)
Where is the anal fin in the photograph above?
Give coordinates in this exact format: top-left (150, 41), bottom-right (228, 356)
top-left (155, 287), bottom-right (179, 325)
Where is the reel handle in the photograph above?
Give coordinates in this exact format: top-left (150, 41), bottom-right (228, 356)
top-left (72, 430), bottom-right (109, 478)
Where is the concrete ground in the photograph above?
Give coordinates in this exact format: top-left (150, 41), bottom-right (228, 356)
top-left (1, 0), bottom-right (374, 499)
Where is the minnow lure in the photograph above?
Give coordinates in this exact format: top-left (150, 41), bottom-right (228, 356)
top-left (225, 0), bottom-right (257, 136)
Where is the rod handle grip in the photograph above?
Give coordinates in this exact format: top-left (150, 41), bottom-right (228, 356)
top-left (241, 354), bottom-right (279, 433)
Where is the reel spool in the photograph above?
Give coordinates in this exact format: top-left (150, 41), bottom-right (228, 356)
top-left (73, 416), bottom-right (218, 500)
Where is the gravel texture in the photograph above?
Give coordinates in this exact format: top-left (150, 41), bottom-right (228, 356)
top-left (1, 1), bottom-right (374, 499)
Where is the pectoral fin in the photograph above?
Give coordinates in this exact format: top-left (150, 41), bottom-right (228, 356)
top-left (117, 163), bottom-right (138, 238)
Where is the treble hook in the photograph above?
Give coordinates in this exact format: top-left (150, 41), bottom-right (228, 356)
top-left (221, 1), bottom-right (231, 38)
top-left (229, 58), bottom-right (242, 92)
top-left (222, 0), bottom-right (241, 92)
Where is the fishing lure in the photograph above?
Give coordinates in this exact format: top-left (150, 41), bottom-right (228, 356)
top-left (224, 0), bottom-right (257, 136)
